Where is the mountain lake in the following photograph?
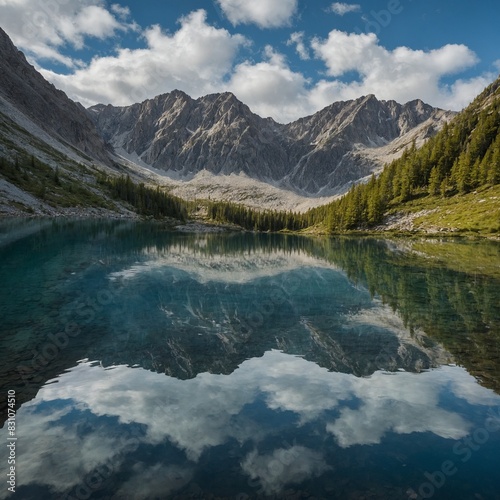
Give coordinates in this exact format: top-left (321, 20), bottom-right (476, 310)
top-left (1, 218), bottom-right (499, 500)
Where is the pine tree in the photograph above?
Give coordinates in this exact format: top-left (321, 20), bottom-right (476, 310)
top-left (479, 147), bottom-right (493, 184)
top-left (488, 135), bottom-right (500, 184)
top-left (440, 176), bottom-right (450, 197)
top-left (399, 169), bottom-right (412, 201)
top-left (453, 151), bottom-right (472, 193)
top-left (428, 167), bottom-right (441, 196)
top-left (470, 158), bottom-right (481, 189)
top-left (53, 166), bottom-right (60, 185)
top-left (367, 185), bottom-right (384, 225)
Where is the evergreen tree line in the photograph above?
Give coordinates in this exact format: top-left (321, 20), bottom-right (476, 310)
top-left (3, 78), bottom-right (499, 230)
top-left (305, 80), bottom-right (500, 231)
top-left (206, 200), bottom-right (307, 231)
top-left (99, 174), bottom-right (188, 221)
top-left (203, 80), bottom-right (500, 233)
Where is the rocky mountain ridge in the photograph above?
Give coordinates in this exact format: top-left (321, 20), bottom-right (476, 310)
top-left (90, 90), bottom-right (453, 195)
top-left (0, 24), bottom-right (453, 212)
top-left (0, 27), bottom-right (111, 165)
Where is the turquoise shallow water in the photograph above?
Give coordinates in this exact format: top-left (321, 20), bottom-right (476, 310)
top-left (0, 219), bottom-right (500, 499)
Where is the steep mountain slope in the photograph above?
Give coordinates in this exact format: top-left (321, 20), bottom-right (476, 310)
top-left (0, 27), bottom-right (110, 164)
top-left (90, 91), bottom-right (452, 196)
top-left (302, 75), bottom-right (500, 235)
top-left (0, 27), bottom-right (141, 217)
top-left (283, 95), bottom-right (450, 193)
top-left (0, 25), bottom-right (454, 216)
top-left (90, 91), bottom-right (289, 180)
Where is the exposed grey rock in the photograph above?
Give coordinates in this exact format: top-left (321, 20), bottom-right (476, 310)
top-left (283, 95), bottom-right (451, 194)
top-left (90, 90), bottom-right (453, 195)
top-left (90, 91), bottom-right (291, 181)
top-left (0, 27), bottom-right (111, 164)
top-left (0, 25), bottom-right (453, 198)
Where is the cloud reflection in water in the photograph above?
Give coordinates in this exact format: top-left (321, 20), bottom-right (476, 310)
top-left (4, 350), bottom-right (499, 498)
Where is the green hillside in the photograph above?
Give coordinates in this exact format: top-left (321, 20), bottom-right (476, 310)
top-left (203, 77), bottom-right (500, 236)
top-left (305, 77), bottom-right (500, 235)
top-left (2, 72), bottom-right (499, 234)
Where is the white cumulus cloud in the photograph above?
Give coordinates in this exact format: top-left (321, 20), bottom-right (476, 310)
top-left (110, 3), bottom-right (131, 19)
top-left (216, 0), bottom-right (298, 28)
top-left (228, 46), bottom-right (311, 122)
top-left (0, 0), bottom-right (136, 67)
top-left (40, 10), bottom-right (247, 107)
top-left (309, 29), bottom-right (487, 111)
top-left (226, 31), bottom-right (491, 121)
top-left (287, 31), bottom-right (311, 60)
top-left (328, 2), bottom-right (361, 15)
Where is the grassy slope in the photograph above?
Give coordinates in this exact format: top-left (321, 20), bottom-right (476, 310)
top-left (0, 110), bottom-right (121, 212)
top-left (299, 186), bottom-right (500, 237)
top-left (393, 184), bottom-right (500, 235)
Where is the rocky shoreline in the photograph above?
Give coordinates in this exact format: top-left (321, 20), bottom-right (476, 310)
top-left (0, 205), bottom-right (139, 219)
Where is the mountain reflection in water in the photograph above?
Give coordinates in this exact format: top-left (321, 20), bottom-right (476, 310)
top-left (0, 219), bottom-right (499, 499)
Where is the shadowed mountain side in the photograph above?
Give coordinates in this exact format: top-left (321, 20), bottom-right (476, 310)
top-left (0, 27), bottom-right (111, 164)
top-left (89, 91), bottom-right (453, 195)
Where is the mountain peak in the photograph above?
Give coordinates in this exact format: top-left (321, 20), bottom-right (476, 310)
top-left (0, 27), bottom-right (18, 53)
top-left (164, 88), bottom-right (191, 101)
top-left (0, 26), bottom-right (111, 163)
top-left (198, 91), bottom-right (241, 106)
top-left (89, 86), bottom-right (452, 195)
top-left (0, 25), bottom-right (455, 199)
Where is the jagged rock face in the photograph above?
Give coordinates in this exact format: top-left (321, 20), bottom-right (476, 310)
top-left (90, 91), bottom-right (291, 180)
top-left (0, 27), bottom-right (110, 164)
top-left (283, 95), bottom-right (449, 194)
top-left (0, 26), bottom-right (452, 195)
top-left (90, 91), bottom-right (452, 194)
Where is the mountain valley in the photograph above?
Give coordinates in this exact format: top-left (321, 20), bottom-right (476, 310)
top-left (0, 26), bottom-right (498, 237)
top-left (0, 26), bottom-right (456, 218)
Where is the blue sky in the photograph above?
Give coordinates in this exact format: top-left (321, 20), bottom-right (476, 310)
top-left (1, 0), bottom-right (498, 122)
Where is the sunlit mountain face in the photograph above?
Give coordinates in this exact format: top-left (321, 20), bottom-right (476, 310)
top-left (1, 220), bottom-right (499, 499)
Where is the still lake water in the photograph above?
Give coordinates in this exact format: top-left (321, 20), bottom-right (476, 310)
top-left (1, 219), bottom-right (500, 500)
